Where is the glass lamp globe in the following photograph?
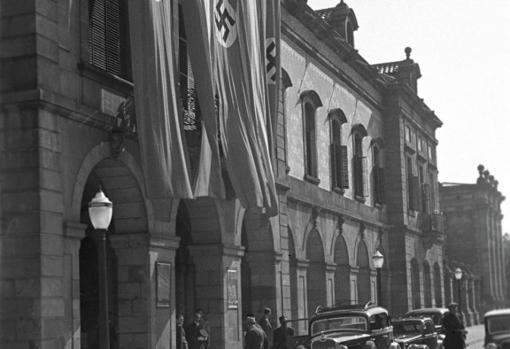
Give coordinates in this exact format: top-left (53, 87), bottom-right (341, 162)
top-left (88, 190), bottom-right (113, 230)
top-left (373, 251), bottom-right (384, 269)
top-left (454, 267), bottom-right (463, 280)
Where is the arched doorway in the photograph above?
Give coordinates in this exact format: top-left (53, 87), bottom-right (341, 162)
top-left (78, 157), bottom-right (147, 349)
top-left (411, 258), bottom-right (421, 309)
top-left (306, 229), bottom-right (326, 317)
top-left (175, 201), bottom-right (196, 323)
top-left (334, 236), bottom-right (350, 305)
top-left (357, 240), bottom-right (371, 303)
top-left (423, 261), bottom-right (432, 307)
top-left (434, 263), bottom-right (443, 307)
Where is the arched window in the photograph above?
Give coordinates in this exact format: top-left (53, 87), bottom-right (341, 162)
top-left (301, 91), bottom-right (322, 181)
top-left (329, 109), bottom-right (348, 192)
top-left (352, 124), bottom-right (368, 201)
top-left (88, 0), bottom-right (131, 79)
top-left (346, 21), bottom-right (354, 47)
top-left (411, 258), bottom-right (421, 309)
top-left (371, 139), bottom-right (384, 205)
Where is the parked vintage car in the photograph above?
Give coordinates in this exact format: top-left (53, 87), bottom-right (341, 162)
top-left (392, 317), bottom-right (439, 349)
top-left (403, 308), bottom-right (448, 333)
top-left (484, 308), bottom-right (510, 349)
top-left (296, 302), bottom-right (397, 349)
top-left (404, 307), bottom-right (448, 348)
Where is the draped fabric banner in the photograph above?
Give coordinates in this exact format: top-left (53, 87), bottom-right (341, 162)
top-left (181, 0), bottom-right (225, 199)
top-left (127, 0), bottom-right (193, 199)
top-left (266, 0), bottom-right (281, 150)
top-left (213, 0), bottom-right (278, 216)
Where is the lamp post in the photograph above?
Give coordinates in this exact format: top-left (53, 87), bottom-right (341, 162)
top-left (373, 251), bottom-right (384, 306)
top-left (454, 267), bottom-right (463, 313)
top-left (89, 190), bottom-right (113, 349)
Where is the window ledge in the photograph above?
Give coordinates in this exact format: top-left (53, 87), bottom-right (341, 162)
top-left (333, 186), bottom-right (345, 195)
top-left (304, 174), bottom-right (320, 185)
top-left (78, 61), bottom-right (133, 94)
top-left (374, 202), bottom-right (384, 209)
top-left (355, 195), bottom-right (366, 203)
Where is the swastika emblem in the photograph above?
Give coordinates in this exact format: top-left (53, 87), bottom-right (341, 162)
top-left (266, 38), bottom-right (277, 84)
top-left (214, 0), bottom-right (238, 48)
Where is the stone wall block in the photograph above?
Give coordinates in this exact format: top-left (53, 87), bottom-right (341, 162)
top-left (0, 13), bottom-right (36, 38)
top-left (41, 277), bottom-right (63, 297)
top-left (0, 35), bottom-right (36, 59)
top-left (41, 255), bottom-right (63, 277)
top-left (0, 56), bottom-right (37, 92)
top-left (14, 278), bottom-right (40, 298)
top-left (35, 0), bottom-right (57, 21)
top-left (118, 283), bottom-right (141, 300)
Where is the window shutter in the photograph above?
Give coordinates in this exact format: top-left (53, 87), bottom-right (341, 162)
top-left (422, 183), bottom-right (430, 213)
top-left (310, 125), bottom-right (317, 177)
top-left (375, 167), bottom-right (385, 204)
top-left (105, 0), bottom-right (121, 75)
top-left (89, 0), bottom-right (107, 70)
top-left (330, 144), bottom-right (338, 188)
top-left (362, 156), bottom-right (369, 197)
top-left (340, 145), bottom-right (349, 188)
top-left (410, 176), bottom-right (420, 211)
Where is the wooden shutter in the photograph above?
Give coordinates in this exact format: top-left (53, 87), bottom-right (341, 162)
top-left (362, 156), bottom-right (369, 197)
top-left (89, 0), bottom-right (106, 70)
top-left (422, 183), bottom-right (430, 213)
top-left (375, 167), bottom-right (384, 204)
top-left (410, 176), bottom-right (420, 211)
top-left (89, 0), bottom-right (123, 76)
top-left (340, 145), bottom-right (349, 188)
top-left (330, 144), bottom-right (338, 188)
top-left (105, 0), bottom-right (121, 75)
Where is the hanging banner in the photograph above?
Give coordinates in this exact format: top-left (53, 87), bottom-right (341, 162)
top-left (128, 0), bottom-right (193, 199)
top-left (213, 0), bottom-right (278, 216)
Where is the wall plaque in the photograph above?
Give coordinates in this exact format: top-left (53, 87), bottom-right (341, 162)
top-left (227, 269), bottom-right (238, 309)
top-left (156, 262), bottom-right (171, 308)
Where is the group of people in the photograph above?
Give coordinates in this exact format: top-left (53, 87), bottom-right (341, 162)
top-left (245, 307), bottom-right (295, 349)
top-left (176, 310), bottom-right (209, 349)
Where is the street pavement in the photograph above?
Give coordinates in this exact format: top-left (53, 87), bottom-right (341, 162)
top-left (466, 324), bottom-right (485, 348)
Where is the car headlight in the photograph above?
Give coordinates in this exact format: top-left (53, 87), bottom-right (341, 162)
top-left (486, 343), bottom-right (497, 349)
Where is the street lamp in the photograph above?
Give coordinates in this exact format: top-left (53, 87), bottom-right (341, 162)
top-left (454, 267), bottom-right (463, 313)
top-left (89, 190), bottom-right (113, 349)
top-left (373, 251), bottom-right (384, 306)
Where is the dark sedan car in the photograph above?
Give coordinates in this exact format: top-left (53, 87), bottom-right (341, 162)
top-left (404, 308), bottom-right (448, 332)
top-left (484, 309), bottom-right (510, 349)
top-left (307, 302), bottom-right (396, 349)
top-left (393, 317), bottom-right (438, 349)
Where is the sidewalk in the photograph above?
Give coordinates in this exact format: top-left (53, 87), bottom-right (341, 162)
top-left (465, 324), bottom-right (484, 348)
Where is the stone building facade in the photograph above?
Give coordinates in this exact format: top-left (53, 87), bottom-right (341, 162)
top-left (0, 0), bottom-right (446, 348)
top-left (440, 165), bottom-right (507, 322)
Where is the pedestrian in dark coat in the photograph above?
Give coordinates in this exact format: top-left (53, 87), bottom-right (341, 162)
top-left (177, 314), bottom-right (188, 349)
top-left (258, 307), bottom-right (273, 348)
top-left (273, 315), bottom-right (295, 349)
top-left (246, 314), bottom-right (267, 349)
top-left (185, 311), bottom-right (208, 349)
top-left (442, 303), bottom-right (466, 349)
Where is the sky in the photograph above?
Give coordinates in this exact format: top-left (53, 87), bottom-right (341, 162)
top-left (308, 0), bottom-right (510, 235)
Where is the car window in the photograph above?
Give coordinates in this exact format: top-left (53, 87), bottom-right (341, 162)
top-left (424, 321), bottom-right (434, 334)
top-left (393, 322), bottom-right (422, 335)
top-left (370, 314), bottom-right (389, 330)
top-left (487, 316), bottom-right (510, 334)
top-left (311, 316), bottom-right (367, 335)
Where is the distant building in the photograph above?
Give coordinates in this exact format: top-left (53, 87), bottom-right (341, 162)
top-left (440, 165), bottom-right (507, 323)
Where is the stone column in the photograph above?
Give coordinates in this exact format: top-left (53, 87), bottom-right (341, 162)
top-left (295, 259), bottom-right (309, 334)
top-left (469, 278), bottom-right (479, 324)
top-left (370, 270), bottom-right (378, 304)
top-left (63, 222), bottom-right (87, 349)
top-left (462, 278), bottom-right (473, 326)
top-left (188, 244), bottom-right (245, 349)
top-left (110, 232), bottom-right (180, 349)
top-left (325, 263), bottom-right (336, 306)
top-left (350, 267), bottom-right (360, 304)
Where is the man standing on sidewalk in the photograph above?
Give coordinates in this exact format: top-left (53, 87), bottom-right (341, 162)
top-left (442, 303), bottom-right (467, 349)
